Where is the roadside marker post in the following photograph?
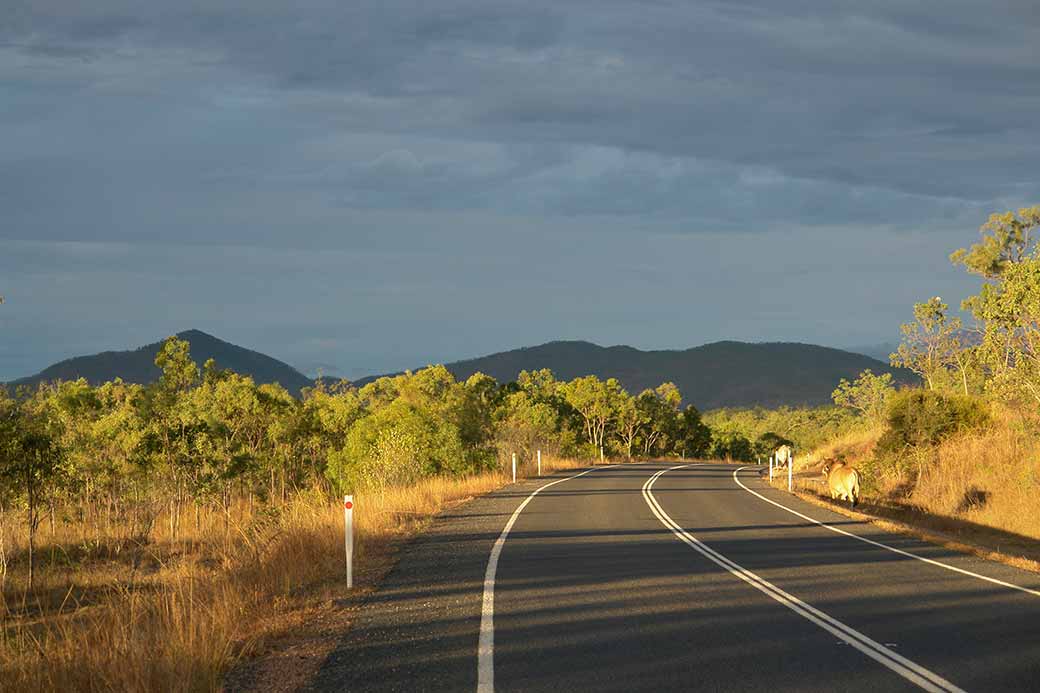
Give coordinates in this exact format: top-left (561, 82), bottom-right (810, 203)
top-left (769, 454), bottom-right (774, 482)
top-left (512, 452), bottom-right (517, 483)
top-left (537, 449), bottom-right (542, 477)
top-left (344, 495), bottom-right (354, 589)
top-left (599, 446), bottom-right (604, 465)
top-left (788, 450), bottom-right (793, 491)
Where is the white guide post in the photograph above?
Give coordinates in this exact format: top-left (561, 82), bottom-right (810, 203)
top-left (788, 449), bottom-right (793, 491)
top-left (344, 495), bottom-right (354, 589)
top-left (599, 446), bottom-right (604, 465)
top-left (769, 454), bottom-right (774, 482)
top-left (537, 449), bottom-right (542, 477)
top-left (512, 452), bottom-right (517, 483)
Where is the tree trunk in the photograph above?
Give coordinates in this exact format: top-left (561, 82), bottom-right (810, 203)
top-left (0, 508), bottom-right (7, 617)
top-left (169, 492), bottom-right (180, 542)
top-left (26, 469), bottom-right (36, 594)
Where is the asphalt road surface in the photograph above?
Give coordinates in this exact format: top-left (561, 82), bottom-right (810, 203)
top-left (309, 463), bottom-right (1040, 692)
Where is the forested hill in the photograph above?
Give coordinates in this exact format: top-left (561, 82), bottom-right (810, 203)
top-left (358, 340), bottom-right (914, 409)
top-left (8, 329), bottom-right (313, 394)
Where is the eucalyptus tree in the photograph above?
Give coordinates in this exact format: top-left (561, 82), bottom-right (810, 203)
top-left (614, 394), bottom-right (645, 460)
top-left (560, 375), bottom-right (626, 454)
top-left (832, 370), bottom-right (896, 424)
top-left (636, 382), bottom-right (682, 457)
top-left (0, 402), bottom-right (66, 591)
top-left (143, 336), bottom-right (201, 539)
top-left (948, 205), bottom-right (1040, 407)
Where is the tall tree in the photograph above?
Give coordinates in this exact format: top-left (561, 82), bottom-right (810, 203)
top-left (890, 297), bottom-right (967, 391)
top-left (951, 206), bottom-right (1040, 279)
top-left (970, 256), bottom-right (1040, 408)
top-left (613, 395), bottom-right (645, 460)
top-left (0, 403), bottom-right (66, 591)
top-left (560, 376), bottom-right (625, 452)
top-left (831, 369), bottom-right (896, 424)
top-left (674, 405), bottom-right (712, 459)
top-left (636, 383), bottom-right (682, 457)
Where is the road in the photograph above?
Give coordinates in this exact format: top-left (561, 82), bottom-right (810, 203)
top-left (309, 463), bottom-right (1040, 692)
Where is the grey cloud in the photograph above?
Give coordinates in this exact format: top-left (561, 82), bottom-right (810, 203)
top-left (2, 1), bottom-right (1037, 380)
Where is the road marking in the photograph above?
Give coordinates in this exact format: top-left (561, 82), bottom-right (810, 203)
top-left (644, 465), bottom-right (965, 693)
top-left (477, 465), bottom-right (615, 693)
top-left (733, 466), bottom-right (1040, 598)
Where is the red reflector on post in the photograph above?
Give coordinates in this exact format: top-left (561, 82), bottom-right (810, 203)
top-left (345, 500), bottom-right (353, 510)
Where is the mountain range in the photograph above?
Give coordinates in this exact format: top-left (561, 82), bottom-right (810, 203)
top-left (8, 332), bottom-right (912, 409)
top-left (8, 329), bottom-right (314, 395)
top-left (356, 340), bottom-right (913, 409)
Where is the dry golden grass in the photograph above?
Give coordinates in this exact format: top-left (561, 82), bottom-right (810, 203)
top-left (0, 456), bottom-right (584, 692)
top-left (798, 424), bottom-right (884, 470)
top-left (779, 411), bottom-right (1040, 569)
top-left (912, 421), bottom-right (1040, 541)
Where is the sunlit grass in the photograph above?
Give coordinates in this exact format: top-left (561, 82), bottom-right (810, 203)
top-left (0, 455), bottom-right (583, 691)
top-left (787, 414), bottom-right (1040, 545)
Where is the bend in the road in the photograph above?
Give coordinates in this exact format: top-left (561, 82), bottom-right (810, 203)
top-left (733, 466), bottom-right (1040, 598)
top-left (477, 465), bottom-right (615, 693)
top-left (643, 464), bottom-right (965, 693)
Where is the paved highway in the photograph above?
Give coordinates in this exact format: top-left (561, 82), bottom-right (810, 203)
top-left (310, 463), bottom-right (1040, 692)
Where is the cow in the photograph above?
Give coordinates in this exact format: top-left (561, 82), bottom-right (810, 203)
top-left (773, 444), bottom-right (793, 469)
top-left (822, 460), bottom-right (861, 509)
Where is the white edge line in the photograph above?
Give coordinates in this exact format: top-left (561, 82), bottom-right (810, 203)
top-left (733, 466), bottom-right (1040, 598)
top-left (644, 465), bottom-right (965, 693)
top-left (477, 464), bottom-right (616, 693)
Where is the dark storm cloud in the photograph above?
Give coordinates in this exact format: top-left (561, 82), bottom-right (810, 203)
top-left (2, 1), bottom-right (1038, 379)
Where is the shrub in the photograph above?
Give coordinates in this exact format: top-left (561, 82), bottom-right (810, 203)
top-left (326, 400), bottom-right (465, 492)
top-left (709, 430), bottom-right (754, 462)
top-left (754, 431), bottom-right (793, 458)
top-left (877, 389), bottom-right (989, 455)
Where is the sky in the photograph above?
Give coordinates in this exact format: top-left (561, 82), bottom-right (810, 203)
top-left (2, 1), bottom-right (1039, 381)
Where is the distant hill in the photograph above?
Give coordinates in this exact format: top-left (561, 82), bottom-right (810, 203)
top-left (846, 342), bottom-right (899, 363)
top-left (357, 340), bottom-right (915, 410)
top-left (8, 329), bottom-right (314, 394)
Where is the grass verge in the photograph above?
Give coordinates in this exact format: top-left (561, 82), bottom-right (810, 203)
top-left (0, 456), bottom-right (585, 692)
top-left (772, 418), bottom-right (1040, 575)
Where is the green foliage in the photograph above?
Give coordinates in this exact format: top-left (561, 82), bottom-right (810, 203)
top-left (495, 369), bottom-right (577, 462)
top-left (969, 255), bottom-right (1040, 408)
top-left (950, 206), bottom-right (1040, 279)
top-left (708, 430), bottom-right (754, 462)
top-left (753, 431), bottom-right (793, 458)
top-left (890, 297), bottom-right (974, 393)
top-left (942, 204), bottom-right (1040, 410)
top-left (674, 405), bottom-right (712, 458)
top-left (560, 375), bottom-right (626, 451)
top-left (832, 369), bottom-right (895, 424)
top-left (328, 400), bottom-right (466, 492)
top-left (155, 336), bottom-right (199, 393)
top-left (876, 389), bottom-right (989, 455)
top-left (634, 383), bottom-right (682, 457)
top-left (703, 405), bottom-right (861, 454)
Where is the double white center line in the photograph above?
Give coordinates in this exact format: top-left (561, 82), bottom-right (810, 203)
top-left (642, 464), bottom-right (966, 693)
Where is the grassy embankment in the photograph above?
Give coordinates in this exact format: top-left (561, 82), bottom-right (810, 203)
top-left (0, 455), bottom-right (584, 691)
top-left (779, 414), bottom-right (1040, 568)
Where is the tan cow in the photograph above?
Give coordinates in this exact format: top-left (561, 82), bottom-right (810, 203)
top-left (822, 460), bottom-right (861, 509)
top-left (773, 444), bottom-right (793, 468)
